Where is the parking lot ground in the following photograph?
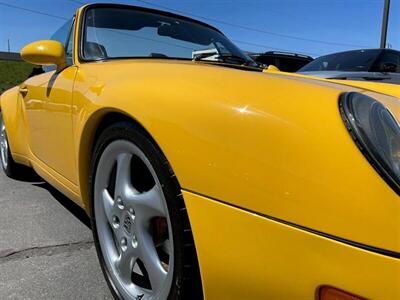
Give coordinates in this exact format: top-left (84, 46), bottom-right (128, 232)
top-left (0, 170), bottom-right (112, 299)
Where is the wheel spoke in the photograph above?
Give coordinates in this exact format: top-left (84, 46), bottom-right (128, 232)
top-left (162, 239), bottom-right (172, 256)
top-left (102, 189), bottom-right (116, 226)
top-left (115, 245), bottom-right (137, 283)
top-left (115, 153), bottom-right (134, 199)
top-left (139, 231), bottom-right (167, 291)
top-left (128, 186), bottom-right (166, 221)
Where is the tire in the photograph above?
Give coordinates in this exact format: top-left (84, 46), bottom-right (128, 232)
top-left (0, 112), bottom-right (22, 178)
top-left (89, 121), bottom-right (203, 300)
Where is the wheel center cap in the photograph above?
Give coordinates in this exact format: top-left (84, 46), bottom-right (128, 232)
top-left (122, 214), bottom-right (133, 234)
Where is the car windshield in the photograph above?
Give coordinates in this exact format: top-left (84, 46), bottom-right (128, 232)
top-left (299, 49), bottom-right (382, 72)
top-left (82, 6), bottom-right (254, 66)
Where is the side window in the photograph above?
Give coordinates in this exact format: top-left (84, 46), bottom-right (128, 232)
top-left (65, 19), bottom-right (75, 66)
top-left (51, 18), bottom-right (73, 46)
top-left (43, 18), bottom-right (74, 72)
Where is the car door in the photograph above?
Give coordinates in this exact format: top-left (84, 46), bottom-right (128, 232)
top-left (21, 18), bottom-right (78, 184)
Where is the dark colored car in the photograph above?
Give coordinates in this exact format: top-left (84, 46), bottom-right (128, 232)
top-left (298, 49), bottom-right (400, 84)
top-left (251, 51), bottom-right (314, 72)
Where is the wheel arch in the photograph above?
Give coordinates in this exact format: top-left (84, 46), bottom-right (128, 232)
top-left (0, 87), bottom-right (30, 160)
top-left (84, 107), bottom-right (205, 299)
top-left (77, 108), bottom-right (174, 213)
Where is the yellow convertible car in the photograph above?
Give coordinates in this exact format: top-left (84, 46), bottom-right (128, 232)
top-left (1, 3), bottom-right (399, 300)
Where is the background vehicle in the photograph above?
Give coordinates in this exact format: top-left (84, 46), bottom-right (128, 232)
top-left (251, 51), bottom-right (313, 72)
top-left (0, 3), bottom-right (399, 300)
top-left (298, 48), bottom-right (400, 84)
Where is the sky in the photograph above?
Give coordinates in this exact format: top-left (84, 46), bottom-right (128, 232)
top-left (0, 0), bottom-right (398, 58)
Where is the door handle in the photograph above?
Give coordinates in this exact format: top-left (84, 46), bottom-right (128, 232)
top-left (19, 85), bottom-right (28, 95)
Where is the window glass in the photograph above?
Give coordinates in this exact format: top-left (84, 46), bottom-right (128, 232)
top-left (255, 55), bottom-right (312, 72)
top-left (65, 20), bottom-right (75, 66)
top-left (373, 51), bottom-right (400, 73)
top-left (299, 50), bottom-right (381, 72)
top-left (51, 19), bottom-right (73, 46)
top-left (83, 7), bottom-right (253, 66)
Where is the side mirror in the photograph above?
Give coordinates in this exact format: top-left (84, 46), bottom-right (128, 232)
top-left (21, 40), bottom-right (66, 72)
top-left (267, 64), bottom-right (280, 71)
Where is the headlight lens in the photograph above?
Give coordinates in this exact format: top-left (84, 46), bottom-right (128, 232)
top-left (340, 92), bottom-right (400, 194)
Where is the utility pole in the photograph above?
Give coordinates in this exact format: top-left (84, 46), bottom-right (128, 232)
top-left (380, 0), bottom-right (390, 48)
top-left (7, 39), bottom-right (10, 52)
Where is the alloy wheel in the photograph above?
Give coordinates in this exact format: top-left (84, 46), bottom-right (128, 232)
top-left (94, 139), bottom-right (174, 300)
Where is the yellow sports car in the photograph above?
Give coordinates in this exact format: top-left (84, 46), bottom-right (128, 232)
top-left (1, 3), bottom-right (399, 300)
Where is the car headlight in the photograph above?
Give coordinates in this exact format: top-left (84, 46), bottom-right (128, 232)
top-left (340, 92), bottom-right (400, 194)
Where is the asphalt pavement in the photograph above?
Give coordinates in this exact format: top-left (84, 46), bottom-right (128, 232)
top-left (0, 169), bottom-right (113, 299)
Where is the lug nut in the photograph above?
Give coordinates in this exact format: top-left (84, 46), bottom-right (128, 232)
top-left (129, 208), bottom-right (135, 217)
top-left (132, 235), bottom-right (138, 248)
top-left (121, 237), bottom-right (127, 251)
top-left (112, 216), bottom-right (120, 228)
top-left (116, 197), bottom-right (124, 209)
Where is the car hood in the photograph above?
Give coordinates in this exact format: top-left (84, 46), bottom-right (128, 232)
top-left (71, 58), bottom-right (400, 253)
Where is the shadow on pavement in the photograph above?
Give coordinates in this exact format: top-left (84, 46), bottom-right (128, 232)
top-left (10, 166), bottom-right (91, 229)
top-left (11, 166), bottom-right (44, 183)
top-left (33, 182), bottom-right (91, 229)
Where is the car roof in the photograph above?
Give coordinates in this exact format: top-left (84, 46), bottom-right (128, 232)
top-left (317, 48), bottom-right (400, 58)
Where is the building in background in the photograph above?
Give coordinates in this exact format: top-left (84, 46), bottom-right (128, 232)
top-left (0, 51), bottom-right (21, 61)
